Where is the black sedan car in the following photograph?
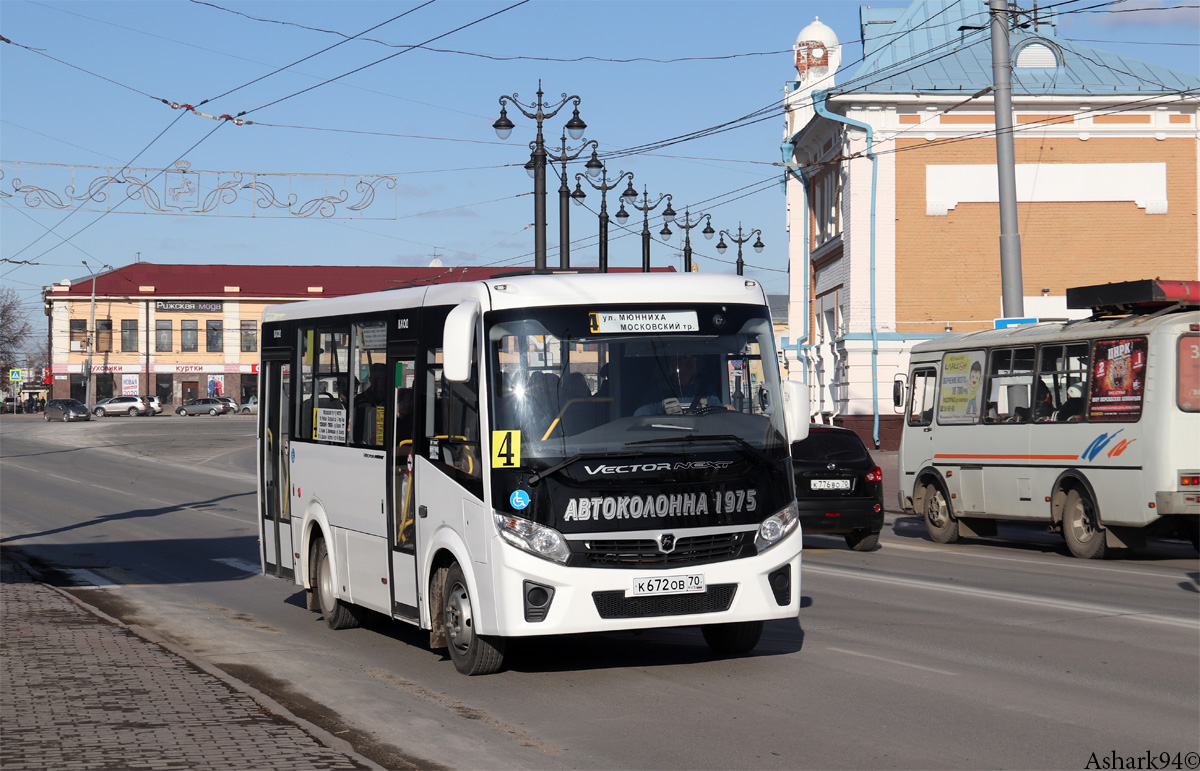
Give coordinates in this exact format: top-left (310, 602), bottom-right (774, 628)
top-left (792, 425), bottom-right (884, 551)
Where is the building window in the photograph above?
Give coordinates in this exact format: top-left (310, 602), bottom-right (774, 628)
top-left (181, 320), bottom-right (198, 352)
top-left (206, 320), bottom-right (223, 352)
top-left (156, 320), bottom-right (172, 352)
top-left (813, 165), bottom-right (841, 246)
top-left (240, 320), bottom-right (257, 352)
top-left (121, 319), bottom-right (138, 352)
top-left (96, 319), bottom-right (113, 353)
top-left (70, 319), bottom-right (87, 352)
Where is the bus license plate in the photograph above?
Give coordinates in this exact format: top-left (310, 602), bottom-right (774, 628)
top-left (811, 478), bottom-right (851, 490)
top-left (630, 574), bottom-right (706, 597)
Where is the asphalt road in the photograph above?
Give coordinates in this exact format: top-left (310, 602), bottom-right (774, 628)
top-left (2, 413), bottom-right (1197, 770)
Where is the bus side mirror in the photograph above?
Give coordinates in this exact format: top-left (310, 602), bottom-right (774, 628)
top-left (892, 377), bottom-right (906, 411)
top-left (782, 380), bottom-right (809, 443)
top-left (443, 300), bottom-right (479, 383)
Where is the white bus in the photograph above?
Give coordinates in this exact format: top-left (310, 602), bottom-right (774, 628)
top-left (895, 279), bottom-right (1200, 559)
top-left (257, 272), bottom-right (808, 674)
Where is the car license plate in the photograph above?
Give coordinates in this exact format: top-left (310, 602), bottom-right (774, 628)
top-left (629, 574), bottom-right (706, 597)
top-left (811, 478), bottom-right (851, 490)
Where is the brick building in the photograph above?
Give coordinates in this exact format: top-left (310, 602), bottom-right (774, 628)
top-left (41, 264), bottom-right (521, 405)
top-left (781, 0), bottom-right (1199, 449)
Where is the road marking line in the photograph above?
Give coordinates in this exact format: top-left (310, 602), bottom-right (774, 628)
top-left (0, 461), bottom-right (251, 524)
top-left (877, 539), bottom-right (1186, 581)
top-left (213, 557), bottom-right (262, 574)
top-left (826, 647), bottom-right (957, 676)
top-left (804, 564), bottom-right (1199, 629)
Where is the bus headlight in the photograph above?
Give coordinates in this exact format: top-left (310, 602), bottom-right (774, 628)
top-left (494, 513), bottom-right (571, 564)
top-left (755, 500), bottom-right (799, 552)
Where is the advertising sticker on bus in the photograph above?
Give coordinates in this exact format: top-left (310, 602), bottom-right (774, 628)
top-left (938, 351), bottom-right (985, 424)
top-left (1089, 338), bottom-right (1147, 421)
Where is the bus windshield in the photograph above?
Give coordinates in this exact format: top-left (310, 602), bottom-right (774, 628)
top-left (487, 304), bottom-right (789, 464)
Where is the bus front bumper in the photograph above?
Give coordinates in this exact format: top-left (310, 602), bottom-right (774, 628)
top-left (485, 527), bottom-right (803, 638)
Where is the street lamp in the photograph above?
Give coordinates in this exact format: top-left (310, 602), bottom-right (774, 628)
top-left (81, 260), bottom-right (112, 408)
top-left (622, 187), bottom-right (676, 273)
top-left (715, 223), bottom-right (764, 276)
top-left (549, 131), bottom-right (602, 269)
top-left (672, 208), bottom-right (715, 274)
top-left (494, 82), bottom-right (589, 271)
top-left (571, 165), bottom-right (635, 273)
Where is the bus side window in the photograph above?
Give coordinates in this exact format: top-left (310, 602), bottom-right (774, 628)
top-left (425, 337), bottom-right (483, 495)
top-left (908, 368), bottom-right (936, 426)
top-left (1036, 343), bottom-right (1089, 423)
top-left (987, 347), bottom-right (1035, 423)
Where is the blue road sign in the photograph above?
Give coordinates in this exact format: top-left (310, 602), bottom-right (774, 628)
top-left (994, 317), bottom-right (1038, 329)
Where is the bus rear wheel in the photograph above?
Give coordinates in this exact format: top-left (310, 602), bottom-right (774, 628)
top-left (443, 562), bottom-right (505, 675)
top-left (923, 482), bottom-right (959, 544)
top-left (702, 620), bottom-right (764, 655)
top-left (314, 538), bottom-right (363, 629)
top-left (1062, 488), bottom-right (1107, 560)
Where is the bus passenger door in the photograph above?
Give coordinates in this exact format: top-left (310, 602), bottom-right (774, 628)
top-left (901, 366), bottom-right (938, 478)
top-left (260, 355), bottom-right (295, 580)
top-left (389, 349), bottom-right (420, 620)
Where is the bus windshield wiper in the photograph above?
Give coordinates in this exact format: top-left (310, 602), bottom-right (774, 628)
top-left (526, 450), bottom-right (650, 487)
top-left (626, 433), bottom-right (773, 466)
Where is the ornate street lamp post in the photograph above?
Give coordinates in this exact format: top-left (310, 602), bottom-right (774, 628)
top-left (672, 208), bottom-right (715, 274)
top-left (493, 82), bottom-right (588, 271)
top-left (81, 260), bottom-right (112, 408)
top-left (571, 166), bottom-right (636, 273)
top-left (715, 223), bottom-right (764, 276)
top-left (549, 131), bottom-right (603, 269)
top-left (618, 187), bottom-right (675, 273)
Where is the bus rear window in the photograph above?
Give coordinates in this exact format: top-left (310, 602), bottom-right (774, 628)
top-left (1179, 333), bottom-right (1200, 412)
top-left (792, 430), bottom-right (869, 463)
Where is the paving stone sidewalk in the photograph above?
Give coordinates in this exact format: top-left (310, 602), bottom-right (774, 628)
top-left (0, 555), bottom-right (379, 771)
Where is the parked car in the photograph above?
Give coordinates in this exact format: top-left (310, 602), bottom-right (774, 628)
top-left (44, 398), bottom-right (91, 422)
top-left (175, 398), bottom-right (231, 416)
top-left (238, 397), bottom-right (259, 415)
top-left (792, 424), bottom-right (884, 551)
top-left (1, 397), bottom-right (20, 413)
top-left (91, 397), bottom-right (113, 415)
top-left (141, 395), bottom-right (164, 415)
top-left (215, 396), bottom-right (240, 414)
top-left (93, 395), bottom-right (151, 417)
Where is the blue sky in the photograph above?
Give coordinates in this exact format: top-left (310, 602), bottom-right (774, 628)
top-left (3, 0), bottom-right (1197, 322)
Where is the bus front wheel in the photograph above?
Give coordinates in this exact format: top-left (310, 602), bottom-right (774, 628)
top-left (1062, 488), bottom-right (1107, 560)
top-left (702, 620), bottom-right (763, 656)
top-left (314, 538), bottom-right (364, 629)
top-left (923, 482), bottom-right (959, 544)
top-left (443, 562), bottom-right (505, 675)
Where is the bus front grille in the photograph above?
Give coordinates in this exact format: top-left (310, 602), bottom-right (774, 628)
top-left (591, 584), bottom-right (737, 619)
top-left (572, 533), bottom-right (751, 568)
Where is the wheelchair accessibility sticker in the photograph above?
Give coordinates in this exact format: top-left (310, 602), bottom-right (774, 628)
top-left (509, 490), bottom-right (530, 510)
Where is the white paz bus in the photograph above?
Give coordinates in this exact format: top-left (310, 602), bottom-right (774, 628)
top-left (257, 272), bottom-right (809, 674)
top-left (895, 279), bottom-right (1199, 559)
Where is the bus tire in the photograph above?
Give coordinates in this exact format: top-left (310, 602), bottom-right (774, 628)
top-left (443, 562), bottom-right (505, 675)
top-left (923, 481), bottom-right (959, 544)
top-left (1062, 488), bottom-right (1106, 560)
top-left (845, 530), bottom-right (880, 551)
top-left (702, 620), bottom-right (764, 655)
top-left (314, 538), bottom-right (364, 630)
